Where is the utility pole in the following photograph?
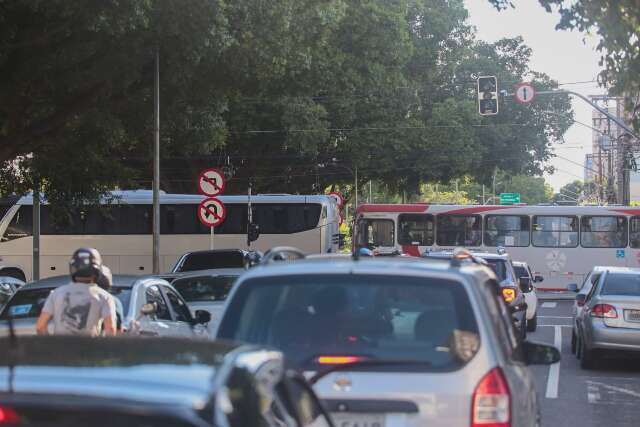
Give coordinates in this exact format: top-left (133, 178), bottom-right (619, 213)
top-left (152, 46), bottom-right (160, 274)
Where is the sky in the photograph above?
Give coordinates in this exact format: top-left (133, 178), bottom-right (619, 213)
top-left (464, 1), bottom-right (605, 192)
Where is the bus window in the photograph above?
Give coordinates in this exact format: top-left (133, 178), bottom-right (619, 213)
top-left (631, 217), bottom-right (640, 248)
top-left (580, 216), bottom-right (627, 248)
top-left (358, 219), bottom-right (395, 248)
top-left (532, 215), bottom-right (578, 248)
top-left (398, 214), bottom-right (434, 246)
top-left (436, 215), bottom-right (481, 247)
top-left (484, 215), bottom-right (530, 247)
top-left (3, 206), bottom-right (32, 241)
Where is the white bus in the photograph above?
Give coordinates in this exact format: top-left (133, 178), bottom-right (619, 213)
top-left (0, 191), bottom-right (340, 280)
top-left (355, 203), bottom-right (640, 291)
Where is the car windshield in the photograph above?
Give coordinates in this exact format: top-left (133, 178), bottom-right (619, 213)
top-left (217, 274), bottom-right (480, 371)
top-left (0, 286), bottom-right (132, 320)
top-left (172, 275), bottom-right (238, 302)
top-left (483, 259), bottom-right (507, 282)
top-left (513, 265), bottom-right (528, 279)
top-left (177, 252), bottom-right (245, 272)
top-left (601, 273), bottom-right (640, 297)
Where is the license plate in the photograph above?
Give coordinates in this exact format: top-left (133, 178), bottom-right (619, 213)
top-left (625, 310), bottom-right (640, 322)
top-left (331, 413), bottom-right (386, 427)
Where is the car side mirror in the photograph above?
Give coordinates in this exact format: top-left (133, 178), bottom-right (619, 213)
top-left (534, 275), bottom-right (544, 283)
top-left (567, 283), bottom-right (578, 293)
top-left (576, 293), bottom-right (587, 307)
top-left (522, 341), bottom-right (561, 365)
top-left (194, 309), bottom-right (211, 325)
top-left (518, 277), bottom-right (531, 293)
top-left (140, 302), bottom-right (157, 316)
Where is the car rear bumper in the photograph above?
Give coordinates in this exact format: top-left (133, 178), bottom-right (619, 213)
top-left (588, 321), bottom-right (640, 351)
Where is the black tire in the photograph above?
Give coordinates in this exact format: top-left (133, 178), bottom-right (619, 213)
top-left (527, 313), bottom-right (538, 332)
top-left (580, 335), bottom-right (596, 370)
top-left (571, 330), bottom-right (577, 355)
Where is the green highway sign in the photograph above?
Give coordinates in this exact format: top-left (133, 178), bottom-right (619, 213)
top-left (499, 193), bottom-right (520, 205)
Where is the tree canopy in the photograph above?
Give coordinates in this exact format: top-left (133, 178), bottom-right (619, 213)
top-left (0, 0), bottom-right (573, 205)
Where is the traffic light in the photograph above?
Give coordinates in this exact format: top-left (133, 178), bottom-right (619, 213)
top-left (247, 223), bottom-right (260, 244)
top-left (477, 76), bottom-right (498, 116)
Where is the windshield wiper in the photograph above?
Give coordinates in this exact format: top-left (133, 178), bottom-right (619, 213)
top-left (308, 359), bottom-right (432, 385)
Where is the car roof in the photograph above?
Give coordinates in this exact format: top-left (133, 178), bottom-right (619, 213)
top-left (511, 261), bottom-right (528, 267)
top-left (167, 268), bottom-right (245, 280)
top-left (21, 275), bottom-right (150, 290)
top-left (600, 266), bottom-right (640, 274)
top-left (239, 256), bottom-right (495, 285)
top-left (182, 249), bottom-right (248, 256)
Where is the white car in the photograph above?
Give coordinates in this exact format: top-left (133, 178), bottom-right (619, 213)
top-left (0, 275), bottom-right (210, 338)
top-left (512, 261), bottom-right (543, 332)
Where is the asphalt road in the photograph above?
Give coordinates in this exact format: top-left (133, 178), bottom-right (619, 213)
top-left (529, 299), bottom-right (640, 426)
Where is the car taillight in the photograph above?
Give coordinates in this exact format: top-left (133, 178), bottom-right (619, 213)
top-left (472, 368), bottom-right (510, 427)
top-left (591, 304), bottom-right (618, 318)
top-left (501, 287), bottom-right (516, 304)
top-left (316, 356), bottom-right (367, 365)
top-left (0, 406), bottom-right (19, 424)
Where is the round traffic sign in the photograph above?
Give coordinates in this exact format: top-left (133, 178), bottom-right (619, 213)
top-left (198, 197), bottom-right (226, 228)
top-left (328, 191), bottom-right (345, 208)
top-left (514, 83), bottom-right (536, 104)
top-left (198, 168), bottom-right (226, 197)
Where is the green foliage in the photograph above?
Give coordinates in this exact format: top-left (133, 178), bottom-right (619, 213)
top-left (0, 0), bottom-right (573, 206)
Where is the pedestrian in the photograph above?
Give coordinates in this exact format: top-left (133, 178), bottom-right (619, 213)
top-left (36, 248), bottom-right (116, 336)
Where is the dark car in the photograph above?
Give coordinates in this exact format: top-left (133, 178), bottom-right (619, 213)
top-left (0, 336), bottom-right (334, 427)
top-left (171, 249), bottom-right (262, 273)
top-left (423, 250), bottom-right (528, 339)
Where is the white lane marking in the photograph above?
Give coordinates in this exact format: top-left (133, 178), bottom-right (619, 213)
top-left (587, 382), bottom-right (601, 403)
top-left (541, 302), bottom-right (557, 308)
top-left (538, 316), bottom-right (572, 319)
top-left (588, 380), bottom-right (640, 399)
top-left (538, 324), bottom-right (572, 328)
top-left (545, 325), bottom-right (562, 399)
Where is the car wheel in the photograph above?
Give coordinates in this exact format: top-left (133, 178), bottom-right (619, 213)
top-left (580, 336), bottom-right (596, 370)
top-left (520, 318), bottom-right (527, 341)
top-left (527, 313), bottom-right (538, 332)
top-left (571, 330), bottom-right (576, 354)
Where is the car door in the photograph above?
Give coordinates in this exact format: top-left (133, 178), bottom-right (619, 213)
top-left (162, 285), bottom-right (202, 338)
top-left (141, 284), bottom-right (174, 336)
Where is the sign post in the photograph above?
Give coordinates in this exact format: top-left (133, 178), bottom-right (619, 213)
top-left (197, 168), bottom-right (226, 249)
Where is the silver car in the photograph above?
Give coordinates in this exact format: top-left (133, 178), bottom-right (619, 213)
top-left (216, 251), bottom-right (559, 427)
top-left (573, 267), bottom-right (640, 369)
top-left (169, 268), bottom-right (242, 334)
top-left (568, 265), bottom-right (608, 354)
top-left (0, 275), bottom-right (210, 338)
top-left (0, 276), bottom-right (24, 310)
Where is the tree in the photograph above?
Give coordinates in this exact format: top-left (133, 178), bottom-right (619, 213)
top-left (0, 0), bottom-right (574, 208)
top-left (553, 180), bottom-right (584, 204)
top-left (488, 0), bottom-right (640, 129)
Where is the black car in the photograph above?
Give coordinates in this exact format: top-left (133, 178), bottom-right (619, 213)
top-left (0, 336), bottom-right (334, 427)
top-left (423, 250), bottom-right (528, 339)
top-left (171, 249), bottom-right (262, 273)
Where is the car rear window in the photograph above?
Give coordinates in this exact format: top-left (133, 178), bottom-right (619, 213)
top-left (217, 274), bottom-right (480, 371)
top-left (0, 287), bottom-right (131, 319)
top-left (177, 252), bottom-right (246, 271)
top-left (601, 273), bottom-right (640, 296)
top-left (173, 275), bottom-right (237, 302)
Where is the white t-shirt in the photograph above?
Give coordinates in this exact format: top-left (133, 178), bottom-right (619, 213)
top-left (42, 282), bottom-right (116, 336)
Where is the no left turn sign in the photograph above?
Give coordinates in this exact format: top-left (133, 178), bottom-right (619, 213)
top-left (198, 168), bottom-right (226, 197)
top-left (514, 83), bottom-right (536, 104)
top-left (198, 197), bottom-right (226, 228)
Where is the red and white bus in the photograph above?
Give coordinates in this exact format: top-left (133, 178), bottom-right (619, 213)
top-left (355, 203), bottom-right (640, 290)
